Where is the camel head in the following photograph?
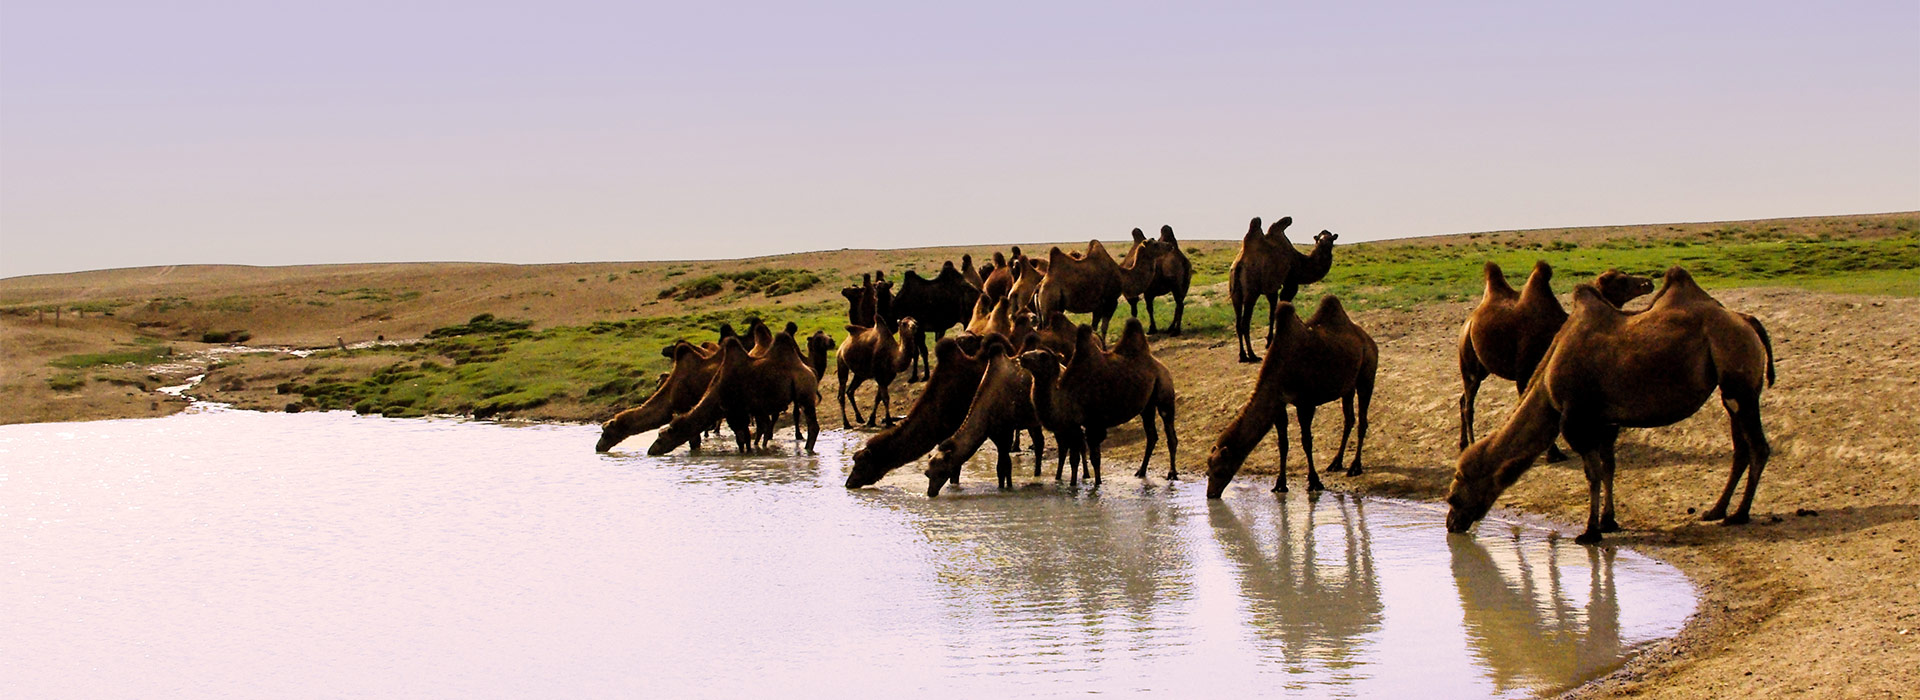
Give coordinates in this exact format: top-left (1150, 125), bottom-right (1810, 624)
top-left (1314, 230), bottom-right (1337, 247)
top-left (1445, 437), bottom-right (1528, 533)
top-left (924, 441), bottom-right (962, 497)
top-left (1594, 269), bottom-right (1655, 307)
top-left (1204, 436), bottom-right (1258, 499)
top-left (1016, 348), bottom-right (1062, 383)
top-left (595, 415), bottom-right (630, 453)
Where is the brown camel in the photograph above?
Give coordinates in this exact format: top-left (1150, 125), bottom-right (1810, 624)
top-left (924, 335), bottom-right (1050, 496)
top-left (891, 261), bottom-right (981, 382)
top-left (1018, 318), bottom-right (1178, 485)
top-left (649, 330), bottom-right (821, 455)
top-left (966, 293), bottom-right (1028, 338)
top-left (835, 313), bottom-right (919, 429)
top-left (1119, 225), bottom-right (1194, 336)
top-left (1276, 229), bottom-right (1337, 302)
top-left (1204, 296), bottom-right (1377, 497)
top-left (806, 330), bottom-right (834, 381)
top-left (1006, 257), bottom-right (1044, 315)
top-left (1445, 267), bottom-right (1777, 544)
top-left (1458, 262), bottom-right (1656, 463)
top-left (841, 274), bottom-right (876, 326)
top-left (844, 334), bottom-right (993, 488)
top-left (595, 339), bottom-right (722, 452)
top-left (1229, 216), bottom-right (1295, 362)
top-left (1036, 239), bottom-right (1123, 339)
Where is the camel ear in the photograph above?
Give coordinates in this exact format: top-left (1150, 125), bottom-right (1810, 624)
top-left (1159, 225), bottom-right (1177, 243)
top-left (1132, 228), bottom-right (1146, 243)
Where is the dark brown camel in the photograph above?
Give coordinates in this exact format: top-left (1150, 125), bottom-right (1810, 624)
top-left (841, 274), bottom-right (876, 326)
top-left (1019, 318), bottom-right (1178, 485)
top-left (925, 335), bottom-right (1049, 496)
top-left (844, 334), bottom-right (993, 488)
top-left (1458, 262), bottom-right (1655, 463)
top-left (1229, 216), bottom-right (1294, 362)
top-left (1036, 240), bottom-right (1122, 340)
top-left (891, 261), bottom-right (981, 382)
top-left (1205, 296), bottom-right (1377, 497)
top-left (1277, 229), bottom-right (1336, 302)
top-left (1119, 225), bottom-right (1194, 336)
top-left (595, 339), bottom-right (722, 452)
top-left (806, 330), bottom-right (834, 381)
top-left (1446, 267), bottom-right (1777, 544)
top-left (648, 330), bottom-right (821, 455)
top-left (835, 312), bottom-right (919, 429)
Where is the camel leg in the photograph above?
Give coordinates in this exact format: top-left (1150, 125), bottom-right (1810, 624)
top-left (1459, 347), bottom-right (1486, 451)
top-left (1144, 296), bottom-right (1159, 334)
top-left (1349, 374), bottom-right (1373, 476)
top-left (837, 365), bottom-right (854, 429)
top-left (1280, 281), bottom-right (1299, 303)
top-left (1270, 411), bottom-right (1291, 493)
top-left (726, 412), bottom-right (752, 453)
top-left (1599, 437), bottom-right (1621, 533)
top-left (1724, 390), bottom-right (1771, 525)
top-left (1565, 416), bottom-right (1619, 544)
top-left (801, 400), bottom-right (819, 455)
top-left (1134, 408), bottom-right (1158, 481)
top-left (1170, 290), bottom-right (1186, 337)
top-left (1028, 426), bottom-right (1045, 478)
top-left (1262, 292), bottom-right (1280, 349)
top-left (1298, 403), bottom-right (1325, 492)
top-left (1330, 392), bottom-right (1355, 475)
top-left (989, 430), bottom-right (1015, 490)
top-left (1086, 425), bottom-right (1108, 486)
top-left (1231, 290), bottom-right (1251, 361)
top-left (1161, 400), bottom-right (1179, 481)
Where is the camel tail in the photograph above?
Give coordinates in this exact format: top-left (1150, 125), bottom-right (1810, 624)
top-left (1744, 314), bottom-right (1776, 388)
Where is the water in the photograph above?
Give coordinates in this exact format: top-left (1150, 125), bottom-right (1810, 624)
top-left (0, 406), bottom-right (1694, 698)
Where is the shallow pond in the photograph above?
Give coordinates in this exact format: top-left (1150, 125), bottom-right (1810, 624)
top-left (1, 407), bottom-right (1693, 698)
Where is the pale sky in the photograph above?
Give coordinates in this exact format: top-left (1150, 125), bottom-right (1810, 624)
top-left (2, 1), bottom-right (1916, 278)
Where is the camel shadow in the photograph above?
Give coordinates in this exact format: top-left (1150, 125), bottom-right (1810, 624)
top-left (1607, 502), bottom-right (1920, 547)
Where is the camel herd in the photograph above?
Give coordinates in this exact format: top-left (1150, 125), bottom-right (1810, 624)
top-left (597, 218), bottom-right (1779, 545)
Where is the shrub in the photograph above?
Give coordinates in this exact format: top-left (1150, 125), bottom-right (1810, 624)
top-left (426, 313), bottom-right (533, 338)
top-left (46, 374), bottom-right (86, 391)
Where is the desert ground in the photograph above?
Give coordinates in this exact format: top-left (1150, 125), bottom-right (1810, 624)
top-left (2, 213), bottom-right (1916, 697)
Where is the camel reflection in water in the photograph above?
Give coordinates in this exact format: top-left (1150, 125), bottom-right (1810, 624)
top-left (1449, 527), bottom-right (1625, 695)
top-left (908, 489), bottom-right (1204, 665)
top-left (1207, 491), bottom-right (1384, 676)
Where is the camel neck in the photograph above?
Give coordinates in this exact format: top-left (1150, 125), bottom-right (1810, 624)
top-left (1485, 382), bottom-right (1563, 487)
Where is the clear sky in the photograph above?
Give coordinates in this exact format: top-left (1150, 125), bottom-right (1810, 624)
top-left (2, 1), bottom-right (1916, 278)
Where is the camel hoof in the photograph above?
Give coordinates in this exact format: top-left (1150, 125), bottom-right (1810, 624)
top-left (1165, 471), bottom-right (1179, 481)
top-left (1574, 531), bottom-right (1604, 545)
top-left (1544, 449), bottom-right (1569, 464)
top-left (1134, 468), bottom-right (1147, 479)
top-left (1271, 484), bottom-right (1287, 493)
top-left (1345, 466), bottom-right (1363, 477)
top-left (1307, 480), bottom-right (1325, 492)
top-left (1239, 356), bottom-right (1260, 364)
top-left (1701, 509), bottom-right (1727, 521)
top-left (1722, 513), bottom-right (1751, 526)
top-left (1599, 519), bottom-right (1622, 533)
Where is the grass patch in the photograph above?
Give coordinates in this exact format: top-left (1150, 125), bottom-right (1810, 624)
top-left (658, 267), bottom-right (820, 301)
top-left (49, 341), bottom-right (173, 369)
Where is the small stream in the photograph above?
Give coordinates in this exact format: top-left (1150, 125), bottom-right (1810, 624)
top-left (0, 406), bottom-right (1693, 698)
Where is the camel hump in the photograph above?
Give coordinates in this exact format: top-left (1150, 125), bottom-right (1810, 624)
top-left (933, 336), bottom-right (965, 363)
top-left (720, 335), bottom-right (751, 359)
top-left (1519, 260), bottom-right (1556, 301)
top-left (1306, 295), bottom-right (1352, 328)
top-left (770, 331), bottom-right (805, 360)
top-left (783, 321), bottom-right (799, 335)
top-left (844, 324), bottom-right (868, 337)
top-left (1159, 225), bottom-right (1177, 244)
top-left (1483, 261), bottom-right (1515, 298)
top-left (1073, 323), bottom-right (1100, 355)
top-left (1048, 245), bottom-right (1070, 265)
top-left (1274, 216), bottom-right (1293, 233)
top-left (1115, 318), bottom-right (1151, 356)
top-left (1132, 227), bottom-right (1146, 243)
top-left (1648, 266), bottom-right (1713, 309)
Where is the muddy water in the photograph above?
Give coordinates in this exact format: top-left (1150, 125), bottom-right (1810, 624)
top-left (0, 407), bottom-right (1692, 698)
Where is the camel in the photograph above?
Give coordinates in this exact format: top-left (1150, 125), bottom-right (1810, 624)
top-left (1006, 257), bottom-right (1045, 315)
top-left (1019, 318), bottom-right (1178, 485)
top-left (891, 261), bottom-right (981, 381)
top-left (844, 334), bottom-right (993, 488)
top-left (1029, 311), bottom-right (1080, 362)
top-left (925, 335), bottom-right (1050, 496)
top-left (841, 274), bottom-right (877, 326)
top-left (1445, 267), bottom-right (1777, 544)
top-left (595, 339), bottom-right (723, 452)
top-left (1119, 226), bottom-right (1194, 336)
top-left (966, 293), bottom-right (1030, 339)
top-left (806, 330), bottom-right (834, 381)
top-left (648, 329), bottom-right (821, 456)
top-left (835, 312), bottom-right (919, 429)
top-left (961, 254), bottom-right (984, 290)
top-left (1275, 228), bottom-right (1337, 302)
top-left (1036, 239), bottom-right (1123, 340)
top-left (1458, 262), bottom-right (1656, 463)
top-left (1205, 296), bottom-right (1377, 498)
top-left (1229, 217), bottom-right (1295, 362)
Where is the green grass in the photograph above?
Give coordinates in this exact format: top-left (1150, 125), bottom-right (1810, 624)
top-left (1184, 221), bottom-right (1919, 316)
top-left (50, 340), bottom-right (173, 369)
top-left (273, 301), bottom-right (845, 418)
